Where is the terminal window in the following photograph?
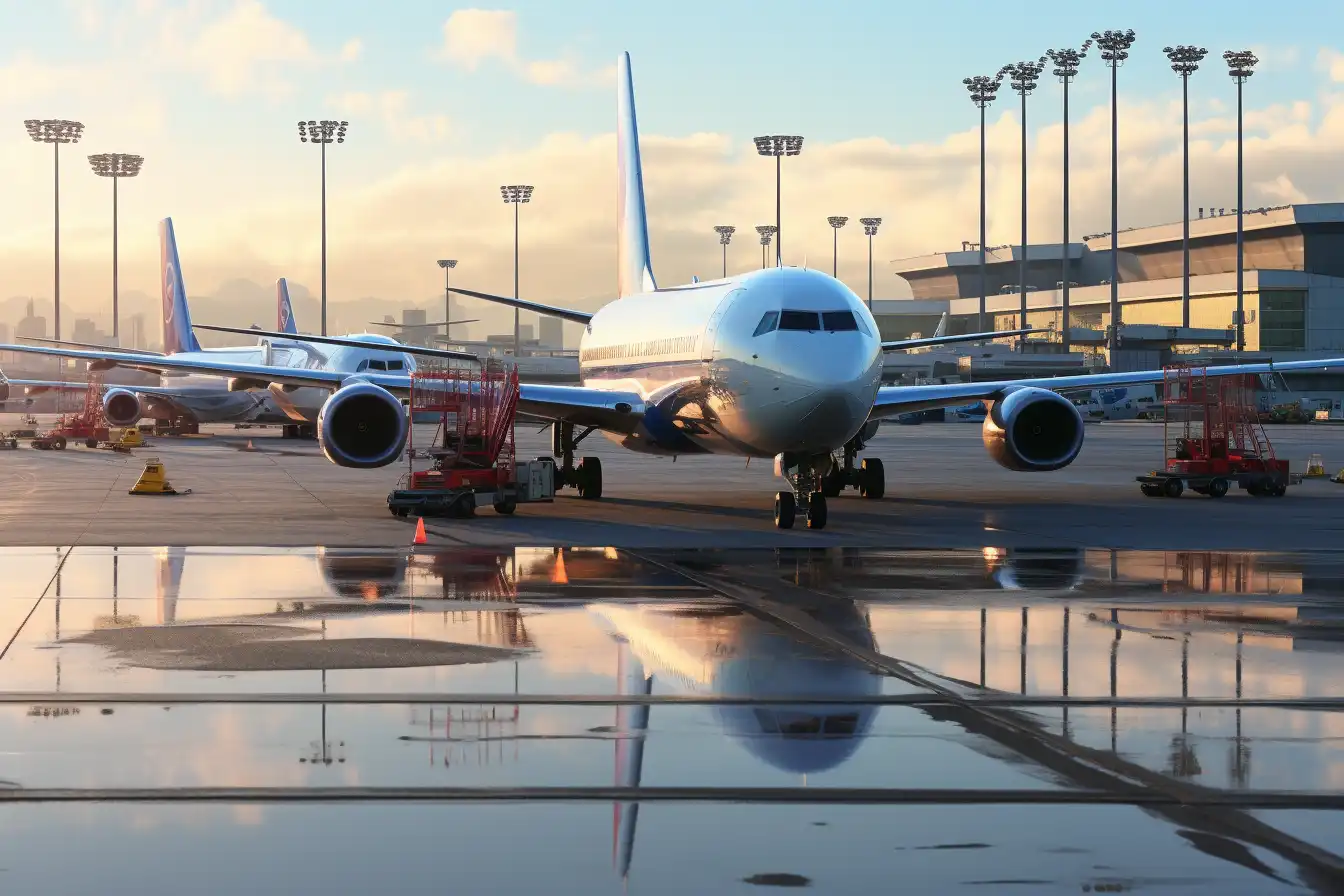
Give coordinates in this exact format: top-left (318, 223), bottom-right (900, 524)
top-left (1259, 290), bottom-right (1306, 351)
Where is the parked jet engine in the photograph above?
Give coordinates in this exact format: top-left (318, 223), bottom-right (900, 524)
top-left (983, 386), bottom-right (1085, 472)
top-left (103, 388), bottom-right (143, 427)
top-left (317, 381), bottom-right (408, 469)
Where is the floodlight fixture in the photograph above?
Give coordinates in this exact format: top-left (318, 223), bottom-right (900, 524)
top-left (714, 225), bottom-right (735, 277)
top-left (298, 119), bottom-right (351, 335)
top-left (26, 119), bottom-right (84, 341)
top-left (756, 225), bottom-right (776, 270)
top-left (503, 185), bottom-right (537, 356)
top-left (1047, 41), bottom-right (1092, 351)
top-left (860, 218), bottom-right (882, 237)
top-left (859, 219), bottom-right (882, 311)
top-left (754, 135), bottom-right (803, 266)
top-left (1002, 58), bottom-right (1048, 350)
top-left (827, 217), bottom-right (849, 278)
top-left (1165, 45), bottom-right (1209, 330)
top-left (1091, 28), bottom-right (1138, 350)
top-left (88, 153), bottom-right (145, 343)
top-left (1225, 49), bottom-right (1258, 351)
top-left (438, 259), bottom-right (458, 269)
top-left (964, 73), bottom-right (1003, 332)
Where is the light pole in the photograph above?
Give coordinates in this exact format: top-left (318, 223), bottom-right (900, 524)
top-left (501, 185), bottom-right (534, 358)
top-left (1092, 29), bottom-right (1137, 354)
top-left (860, 218), bottom-right (882, 312)
top-left (437, 259), bottom-right (458, 344)
top-left (25, 119), bottom-right (84, 342)
top-left (297, 119), bottom-right (348, 336)
top-left (1164, 46), bottom-right (1208, 332)
top-left (755, 225), bottom-right (776, 270)
top-left (88, 153), bottom-right (144, 345)
top-left (1046, 41), bottom-right (1092, 353)
top-left (1003, 58), bottom-right (1046, 350)
top-left (1225, 49), bottom-right (1258, 353)
top-left (713, 225), bottom-right (735, 279)
top-left (753, 135), bottom-right (803, 267)
top-left (827, 216), bottom-right (849, 278)
top-left (963, 74), bottom-right (1004, 334)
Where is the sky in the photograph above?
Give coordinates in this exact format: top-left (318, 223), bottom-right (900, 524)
top-left (0, 0), bottom-right (1342, 339)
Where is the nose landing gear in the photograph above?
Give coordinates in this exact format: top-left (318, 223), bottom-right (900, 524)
top-left (547, 421), bottom-right (603, 500)
top-left (774, 456), bottom-right (829, 530)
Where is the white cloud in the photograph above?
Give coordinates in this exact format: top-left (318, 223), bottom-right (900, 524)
top-left (1320, 48), bottom-right (1344, 83)
top-left (329, 90), bottom-right (450, 144)
top-left (440, 9), bottom-right (608, 87)
top-left (339, 38), bottom-right (363, 63)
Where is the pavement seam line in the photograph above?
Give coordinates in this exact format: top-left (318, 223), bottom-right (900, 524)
top-left (0, 545), bottom-right (74, 665)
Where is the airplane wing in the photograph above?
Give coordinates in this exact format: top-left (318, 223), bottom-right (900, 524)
top-left (367, 319), bottom-right (478, 329)
top-left (191, 324), bottom-right (481, 363)
top-left (447, 287), bottom-right (595, 326)
top-left (869, 356), bottom-right (1344, 419)
top-left (881, 327), bottom-right (1045, 352)
top-left (20, 336), bottom-right (166, 356)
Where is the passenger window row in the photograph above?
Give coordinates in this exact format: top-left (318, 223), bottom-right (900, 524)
top-left (580, 334), bottom-right (699, 363)
top-left (753, 309), bottom-right (864, 336)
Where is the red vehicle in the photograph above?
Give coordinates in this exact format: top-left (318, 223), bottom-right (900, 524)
top-left (1137, 364), bottom-right (1289, 498)
top-left (31, 373), bottom-right (110, 450)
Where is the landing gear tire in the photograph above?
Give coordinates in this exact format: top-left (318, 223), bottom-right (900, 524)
top-left (859, 458), bottom-right (885, 499)
top-left (821, 472), bottom-right (843, 498)
top-left (577, 456), bottom-right (603, 500)
top-left (1208, 478), bottom-right (1229, 498)
top-left (774, 491), bottom-right (796, 529)
top-left (806, 492), bottom-right (828, 530)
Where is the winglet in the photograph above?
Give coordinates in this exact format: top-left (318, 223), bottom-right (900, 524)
top-left (158, 218), bottom-right (202, 355)
top-left (277, 278), bottom-right (298, 335)
top-left (616, 51), bottom-right (656, 298)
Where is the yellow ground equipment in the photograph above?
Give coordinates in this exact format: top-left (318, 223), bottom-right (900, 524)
top-left (129, 458), bottom-right (189, 496)
top-left (98, 427), bottom-right (147, 452)
top-left (1306, 454), bottom-right (1327, 478)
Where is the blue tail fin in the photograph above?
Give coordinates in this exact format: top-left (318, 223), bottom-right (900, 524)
top-left (158, 218), bottom-right (202, 355)
top-left (616, 51), bottom-right (656, 298)
top-left (277, 278), bottom-right (298, 335)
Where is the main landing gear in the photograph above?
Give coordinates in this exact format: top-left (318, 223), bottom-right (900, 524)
top-left (774, 427), bottom-right (886, 531)
top-left (546, 421), bottom-right (603, 500)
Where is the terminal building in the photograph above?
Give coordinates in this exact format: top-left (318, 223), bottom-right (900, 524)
top-left (875, 203), bottom-right (1344, 411)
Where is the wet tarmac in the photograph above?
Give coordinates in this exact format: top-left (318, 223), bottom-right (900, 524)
top-left (4, 546), bottom-right (1344, 893)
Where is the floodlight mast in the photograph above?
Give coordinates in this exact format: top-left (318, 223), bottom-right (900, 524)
top-left (860, 218), bottom-right (882, 312)
top-left (437, 259), bottom-right (458, 342)
top-left (25, 119), bottom-right (84, 342)
top-left (753, 135), bottom-right (803, 267)
top-left (297, 119), bottom-right (349, 336)
top-left (963, 74), bottom-right (1004, 334)
top-left (1047, 40), bottom-right (1092, 353)
top-left (1092, 28), bottom-right (1137, 353)
top-left (88, 153), bottom-right (145, 344)
top-left (827, 216), bottom-right (849, 278)
top-left (1164, 45), bottom-right (1208, 333)
top-left (1003, 58), bottom-right (1047, 351)
top-left (1225, 49), bottom-right (1258, 353)
top-left (755, 225), bottom-right (776, 270)
top-left (713, 225), bottom-right (735, 279)
top-left (501, 185), bottom-right (535, 358)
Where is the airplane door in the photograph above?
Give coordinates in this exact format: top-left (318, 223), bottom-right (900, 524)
top-left (701, 289), bottom-right (741, 361)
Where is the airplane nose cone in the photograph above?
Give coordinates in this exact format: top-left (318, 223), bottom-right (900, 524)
top-left (755, 342), bottom-right (880, 454)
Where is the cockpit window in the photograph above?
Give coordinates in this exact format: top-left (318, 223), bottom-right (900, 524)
top-left (779, 310), bottom-right (821, 331)
top-left (753, 311), bottom-right (779, 336)
top-left (387, 360), bottom-right (405, 371)
top-left (356, 360), bottom-right (368, 372)
top-left (822, 311), bottom-right (858, 332)
top-left (368, 360), bottom-right (387, 371)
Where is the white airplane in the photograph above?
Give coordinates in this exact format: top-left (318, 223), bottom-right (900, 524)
top-left (1, 222), bottom-right (475, 438)
top-left (5, 50), bottom-right (1344, 528)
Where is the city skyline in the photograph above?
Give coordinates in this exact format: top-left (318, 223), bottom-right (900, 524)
top-left (0, 2), bottom-right (1341, 331)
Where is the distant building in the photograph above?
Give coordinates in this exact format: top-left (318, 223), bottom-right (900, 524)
top-left (16, 300), bottom-right (46, 341)
top-left (129, 314), bottom-right (147, 350)
top-left (72, 318), bottom-right (111, 345)
top-left (0, 322), bottom-right (8, 345)
top-left (538, 316), bottom-right (563, 349)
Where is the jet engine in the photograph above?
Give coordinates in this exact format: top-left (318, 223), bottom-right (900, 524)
top-left (103, 388), bottom-right (143, 427)
top-left (982, 386), bottom-right (1084, 472)
top-left (317, 381), bottom-right (407, 469)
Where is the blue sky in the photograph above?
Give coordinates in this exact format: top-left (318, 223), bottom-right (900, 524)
top-left (0, 0), bottom-right (1339, 333)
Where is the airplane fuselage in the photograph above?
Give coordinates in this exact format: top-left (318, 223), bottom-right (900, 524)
top-left (578, 267), bottom-right (883, 459)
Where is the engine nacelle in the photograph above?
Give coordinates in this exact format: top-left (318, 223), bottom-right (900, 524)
top-left (982, 386), bottom-right (1084, 472)
top-left (103, 388), bottom-right (143, 427)
top-left (317, 381), bottom-right (407, 469)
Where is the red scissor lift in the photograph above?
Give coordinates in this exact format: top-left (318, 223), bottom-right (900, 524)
top-left (31, 370), bottom-right (111, 450)
top-left (388, 359), bottom-right (553, 518)
top-left (1136, 363), bottom-right (1289, 499)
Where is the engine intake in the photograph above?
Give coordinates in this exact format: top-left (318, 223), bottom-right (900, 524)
top-left (103, 388), bottom-right (143, 427)
top-left (317, 381), bottom-right (407, 469)
top-left (982, 386), bottom-right (1084, 472)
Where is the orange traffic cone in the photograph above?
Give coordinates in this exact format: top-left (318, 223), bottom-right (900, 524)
top-left (413, 517), bottom-right (428, 545)
top-left (245, 440), bottom-right (255, 451)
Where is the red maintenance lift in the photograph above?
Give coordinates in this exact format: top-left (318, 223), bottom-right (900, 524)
top-left (387, 359), bottom-right (554, 519)
top-left (1136, 363), bottom-right (1290, 499)
top-left (31, 371), bottom-right (111, 450)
